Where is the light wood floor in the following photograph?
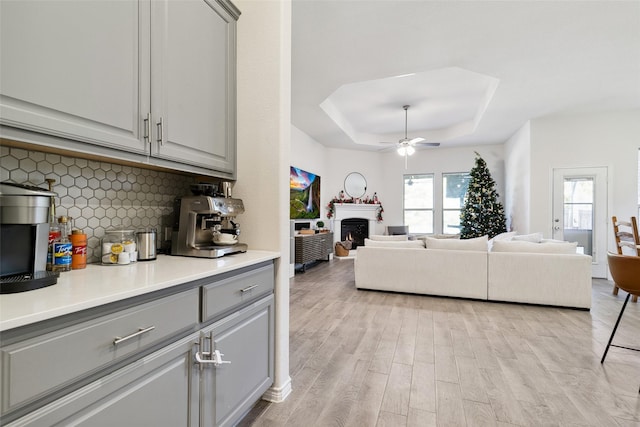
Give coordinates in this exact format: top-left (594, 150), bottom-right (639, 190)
top-left (240, 259), bottom-right (640, 426)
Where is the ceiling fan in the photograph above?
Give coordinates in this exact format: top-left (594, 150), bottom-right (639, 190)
top-left (381, 105), bottom-right (440, 168)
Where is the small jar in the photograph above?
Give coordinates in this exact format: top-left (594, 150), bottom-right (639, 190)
top-left (101, 228), bottom-right (137, 265)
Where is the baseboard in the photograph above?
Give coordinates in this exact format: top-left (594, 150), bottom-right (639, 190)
top-left (262, 377), bottom-right (292, 403)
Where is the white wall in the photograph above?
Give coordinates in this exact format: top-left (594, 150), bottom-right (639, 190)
top-left (290, 125), bottom-right (506, 235)
top-left (292, 108), bottom-right (640, 244)
top-left (291, 125), bottom-right (387, 232)
top-left (290, 125), bottom-right (327, 175)
top-left (290, 125), bottom-right (328, 228)
top-left (377, 144), bottom-right (505, 234)
top-left (323, 147), bottom-right (386, 234)
top-left (235, 0), bottom-right (291, 402)
top-left (504, 121), bottom-right (531, 233)
top-left (529, 110), bottom-right (640, 248)
top-left (291, 109), bottom-right (640, 251)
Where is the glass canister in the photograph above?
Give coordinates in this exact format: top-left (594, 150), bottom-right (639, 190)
top-left (101, 228), bottom-right (137, 265)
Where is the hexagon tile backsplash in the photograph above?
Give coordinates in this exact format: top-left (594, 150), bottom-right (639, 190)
top-left (1, 146), bottom-right (194, 263)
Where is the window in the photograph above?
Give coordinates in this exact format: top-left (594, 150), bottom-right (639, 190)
top-left (403, 174), bottom-right (433, 233)
top-left (562, 177), bottom-right (594, 256)
top-left (442, 173), bottom-right (470, 234)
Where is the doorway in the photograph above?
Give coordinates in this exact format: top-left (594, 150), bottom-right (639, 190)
top-left (552, 167), bottom-right (608, 278)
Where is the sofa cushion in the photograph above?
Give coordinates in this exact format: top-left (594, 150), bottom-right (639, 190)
top-left (369, 234), bottom-right (409, 241)
top-left (425, 235), bottom-right (488, 252)
top-left (364, 238), bottom-right (425, 248)
top-left (512, 232), bottom-right (543, 243)
top-left (432, 233), bottom-right (460, 239)
top-left (492, 231), bottom-right (517, 242)
top-left (541, 238), bottom-right (569, 244)
top-left (488, 231), bottom-right (517, 251)
top-left (492, 240), bottom-right (577, 254)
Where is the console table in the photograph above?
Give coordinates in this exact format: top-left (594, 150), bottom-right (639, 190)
top-left (295, 232), bottom-right (333, 271)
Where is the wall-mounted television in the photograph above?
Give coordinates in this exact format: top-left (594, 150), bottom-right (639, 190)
top-left (290, 166), bottom-right (321, 219)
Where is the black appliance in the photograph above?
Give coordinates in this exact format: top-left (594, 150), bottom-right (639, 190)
top-left (0, 182), bottom-right (59, 293)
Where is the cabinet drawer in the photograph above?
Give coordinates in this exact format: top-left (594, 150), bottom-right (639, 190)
top-left (4, 332), bottom-right (200, 427)
top-left (201, 264), bottom-right (274, 323)
top-left (1, 288), bottom-right (199, 414)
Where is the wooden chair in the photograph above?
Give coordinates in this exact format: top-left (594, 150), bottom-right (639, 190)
top-left (612, 216), bottom-right (639, 302)
top-left (601, 252), bottom-right (640, 393)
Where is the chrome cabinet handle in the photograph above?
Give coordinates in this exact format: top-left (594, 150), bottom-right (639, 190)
top-left (144, 113), bottom-right (151, 145)
top-left (156, 117), bottom-right (163, 145)
top-left (113, 326), bottom-right (155, 346)
top-left (240, 284), bottom-right (258, 293)
top-left (193, 332), bottom-right (231, 367)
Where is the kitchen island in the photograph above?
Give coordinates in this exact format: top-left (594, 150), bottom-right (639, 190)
top-left (0, 251), bottom-right (279, 427)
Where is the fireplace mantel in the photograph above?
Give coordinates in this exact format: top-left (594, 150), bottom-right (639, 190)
top-left (332, 203), bottom-right (380, 245)
top-left (332, 203), bottom-right (381, 221)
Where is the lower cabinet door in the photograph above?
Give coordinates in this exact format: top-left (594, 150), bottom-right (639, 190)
top-left (200, 295), bottom-right (274, 427)
top-left (6, 333), bottom-right (200, 427)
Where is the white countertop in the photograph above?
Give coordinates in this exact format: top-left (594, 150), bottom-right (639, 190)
top-left (0, 251), bottom-right (279, 332)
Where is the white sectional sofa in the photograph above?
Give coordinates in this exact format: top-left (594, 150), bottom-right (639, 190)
top-left (354, 234), bottom-right (592, 309)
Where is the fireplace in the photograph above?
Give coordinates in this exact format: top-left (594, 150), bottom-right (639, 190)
top-left (341, 218), bottom-right (368, 249)
top-left (331, 203), bottom-right (380, 249)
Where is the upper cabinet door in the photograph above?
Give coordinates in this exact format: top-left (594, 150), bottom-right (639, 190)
top-left (0, 0), bottom-right (149, 154)
top-left (151, 0), bottom-right (238, 175)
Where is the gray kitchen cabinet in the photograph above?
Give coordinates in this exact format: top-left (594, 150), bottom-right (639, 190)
top-left (150, 0), bottom-right (238, 175)
top-left (4, 332), bottom-right (200, 427)
top-left (1, 261), bottom-right (274, 427)
top-left (0, 288), bottom-right (200, 426)
top-left (0, 0), bottom-right (149, 154)
top-left (0, 289), bottom-right (199, 418)
top-left (0, 0), bottom-right (239, 178)
top-left (198, 295), bottom-right (274, 427)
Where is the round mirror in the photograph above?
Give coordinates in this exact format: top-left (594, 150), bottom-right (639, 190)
top-left (344, 172), bottom-right (367, 198)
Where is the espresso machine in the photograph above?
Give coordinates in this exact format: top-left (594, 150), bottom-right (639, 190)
top-left (0, 182), bottom-right (59, 293)
top-left (171, 190), bottom-right (248, 258)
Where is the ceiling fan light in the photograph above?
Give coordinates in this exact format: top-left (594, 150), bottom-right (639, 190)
top-left (406, 145), bottom-right (415, 156)
top-left (397, 146), bottom-right (407, 156)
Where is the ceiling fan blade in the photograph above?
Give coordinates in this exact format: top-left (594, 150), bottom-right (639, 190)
top-left (378, 145), bottom-right (398, 152)
top-left (415, 142), bottom-right (441, 147)
top-left (409, 137), bottom-right (425, 144)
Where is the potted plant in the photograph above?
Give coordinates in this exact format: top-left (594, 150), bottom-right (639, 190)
top-left (316, 220), bottom-right (325, 233)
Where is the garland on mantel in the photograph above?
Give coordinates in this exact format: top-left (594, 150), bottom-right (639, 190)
top-left (326, 192), bottom-right (384, 222)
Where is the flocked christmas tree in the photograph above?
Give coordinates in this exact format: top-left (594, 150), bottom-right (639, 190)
top-left (460, 152), bottom-right (507, 239)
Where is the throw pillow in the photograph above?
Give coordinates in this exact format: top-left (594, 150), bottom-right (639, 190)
top-left (363, 239), bottom-right (425, 248)
top-left (488, 231), bottom-right (517, 251)
top-left (369, 234), bottom-right (409, 241)
top-left (491, 240), bottom-right (577, 254)
top-left (512, 232), bottom-right (543, 243)
top-left (425, 235), bottom-right (488, 252)
top-left (492, 231), bottom-right (517, 241)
